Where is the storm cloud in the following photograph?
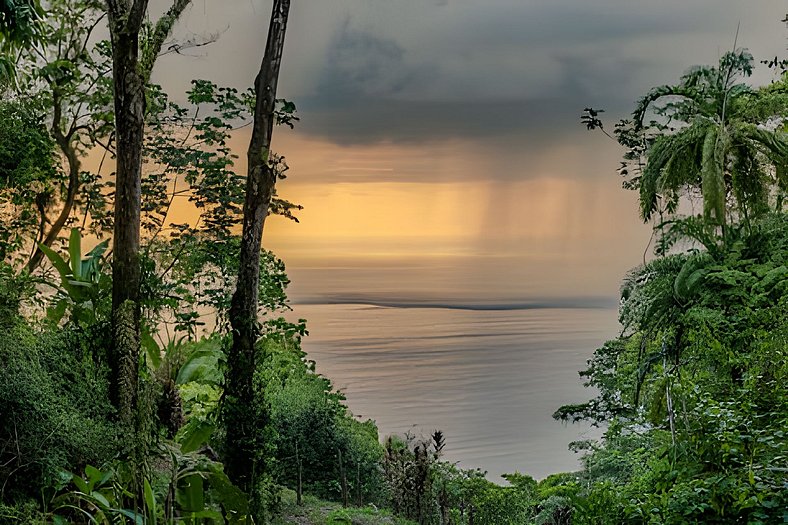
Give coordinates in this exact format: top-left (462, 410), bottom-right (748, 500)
top-left (288, 1), bottom-right (785, 144)
top-left (157, 0), bottom-right (787, 178)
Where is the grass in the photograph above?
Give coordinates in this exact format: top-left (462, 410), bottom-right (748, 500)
top-left (272, 488), bottom-right (416, 525)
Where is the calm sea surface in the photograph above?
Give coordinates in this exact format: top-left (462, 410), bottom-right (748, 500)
top-left (288, 303), bottom-right (621, 482)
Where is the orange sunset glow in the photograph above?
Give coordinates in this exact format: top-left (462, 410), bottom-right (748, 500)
top-left (3, 1), bottom-right (787, 519)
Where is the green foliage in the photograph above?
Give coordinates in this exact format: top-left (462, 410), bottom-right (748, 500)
top-left (272, 488), bottom-right (417, 525)
top-left (141, 79), bottom-right (300, 244)
top-left (0, 98), bottom-right (60, 262)
top-left (1, 0), bottom-right (115, 270)
top-left (40, 227), bottom-right (111, 326)
top-left (564, 43), bottom-right (788, 523)
top-left (471, 482), bottom-right (533, 525)
top-left (0, 499), bottom-right (47, 524)
top-left (157, 336), bottom-right (225, 452)
top-left (156, 444), bottom-right (252, 523)
top-left (609, 51), bottom-right (788, 252)
top-left (0, 0), bottom-right (42, 46)
top-left (47, 465), bottom-right (141, 524)
top-left (324, 506), bottom-right (418, 525)
top-left (43, 456), bottom-right (250, 524)
top-left (4, 0), bottom-right (300, 278)
top-left (552, 214), bottom-right (788, 523)
top-left (258, 332), bottom-right (386, 505)
top-left (0, 322), bottom-right (118, 501)
top-left (0, 0), bottom-right (43, 81)
top-left (0, 261), bottom-right (34, 324)
top-left (379, 431), bottom-right (540, 525)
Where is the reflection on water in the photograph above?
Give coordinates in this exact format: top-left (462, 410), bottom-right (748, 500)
top-left (289, 303), bottom-right (620, 481)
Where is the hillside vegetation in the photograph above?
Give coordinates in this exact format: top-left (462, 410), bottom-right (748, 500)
top-left (1, 1), bottom-right (787, 523)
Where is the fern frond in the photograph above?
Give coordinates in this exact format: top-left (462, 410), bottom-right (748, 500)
top-left (631, 85), bottom-right (704, 132)
top-left (700, 126), bottom-right (726, 225)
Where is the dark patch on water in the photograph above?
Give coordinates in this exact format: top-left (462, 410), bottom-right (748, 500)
top-left (294, 294), bottom-right (617, 311)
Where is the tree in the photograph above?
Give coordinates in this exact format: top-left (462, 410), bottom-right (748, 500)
top-left (616, 50), bottom-right (788, 232)
top-left (0, 0), bottom-right (41, 40)
top-left (1, 0), bottom-right (114, 273)
top-left (560, 39), bottom-right (788, 523)
top-left (0, 0), bottom-right (43, 80)
top-left (103, 0), bottom-right (192, 430)
top-left (0, 98), bottom-right (60, 265)
top-left (223, 0), bottom-right (292, 494)
top-left (585, 50), bottom-right (788, 251)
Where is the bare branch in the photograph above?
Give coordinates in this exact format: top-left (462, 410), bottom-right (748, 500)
top-left (139, 0), bottom-right (192, 82)
top-left (157, 29), bottom-right (223, 60)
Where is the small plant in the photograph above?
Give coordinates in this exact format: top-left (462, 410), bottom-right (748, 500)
top-left (39, 228), bottom-right (110, 326)
top-left (326, 508), bottom-right (352, 524)
top-left (46, 465), bottom-right (141, 524)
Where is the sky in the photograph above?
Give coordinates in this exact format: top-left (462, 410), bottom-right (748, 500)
top-left (151, 0), bottom-right (787, 303)
top-left (139, 1), bottom-right (788, 477)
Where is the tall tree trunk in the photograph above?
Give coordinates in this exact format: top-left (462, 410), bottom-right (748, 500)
top-left (224, 0), bottom-right (291, 490)
top-left (104, 0), bottom-right (192, 430)
top-left (107, 5), bottom-right (146, 430)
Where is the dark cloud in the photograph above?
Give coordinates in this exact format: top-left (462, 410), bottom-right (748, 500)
top-left (317, 22), bottom-right (416, 100)
top-left (164, 0), bottom-right (786, 148)
top-left (285, 1), bottom-right (785, 146)
top-left (298, 28), bottom-right (649, 145)
top-left (300, 97), bottom-right (561, 145)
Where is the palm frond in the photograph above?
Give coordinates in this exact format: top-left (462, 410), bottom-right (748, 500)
top-left (631, 85), bottom-right (705, 133)
top-left (639, 121), bottom-right (708, 220)
top-left (700, 126), bottom-right (726, 225)
top-left (729, 140), bottom-right (769, 217)
top-left (739, 125), bottom-right (788, 159)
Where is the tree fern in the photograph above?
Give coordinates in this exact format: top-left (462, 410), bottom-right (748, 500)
top-left (700, 126), bottom-right (726, 225)
top-left (616, 50), bottom-right (787, 244)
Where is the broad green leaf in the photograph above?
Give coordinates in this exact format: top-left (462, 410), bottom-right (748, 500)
top-left (176, 347), bottom-right (223, 385)
top-left (82, 239), bottom-right (109, 278)
top-left (68, 228), bottom-right (82, 279)
top-left (176, 474), bottom-right (204, 513)
top-left (84, 238), bottom-right (109, 259)
top-left (89, 490), bottom-right (111, 509)
top-left (66, 280), bottom-right (92, 288)
top-left (117, 509), bottom-right (145, 525)
top-left (206, 462), bottom-right (250, 516)
top-left (143, 478), bottom-right (157, 524)
top-left (177, 419), bottom-right (215, 453)
top-left (39, 242), bottom-right (70, 281)
top-left (84, 465), bottom-right (103, 490)
top-left (71, 474), bottom-right (89, 495)
top-left (141, 329), bottom-right (161, 369)
top-left (97, 468), bottom-right (113, 488)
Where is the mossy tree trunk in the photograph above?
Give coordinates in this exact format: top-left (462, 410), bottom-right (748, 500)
top-left (224, 0), bottom-right (291, 491)
top-left (104, 0), bottom-right (192, 431)
top-left (105, 0), bottom-right (147, 430)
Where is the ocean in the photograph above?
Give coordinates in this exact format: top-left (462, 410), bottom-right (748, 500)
top-left (288, 301), bottom-right (621, 482)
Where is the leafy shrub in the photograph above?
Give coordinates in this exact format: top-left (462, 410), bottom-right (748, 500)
top-left (0, 263), bottom-right (34, 326)
top-left (0, 322), bottom-right (118, 501)
top-left (259, 332), bottom-right (385, 504)
top-left (0, 500), bottom-right (47, 524)
top-left (551, 214), bottom-right (788, 524)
